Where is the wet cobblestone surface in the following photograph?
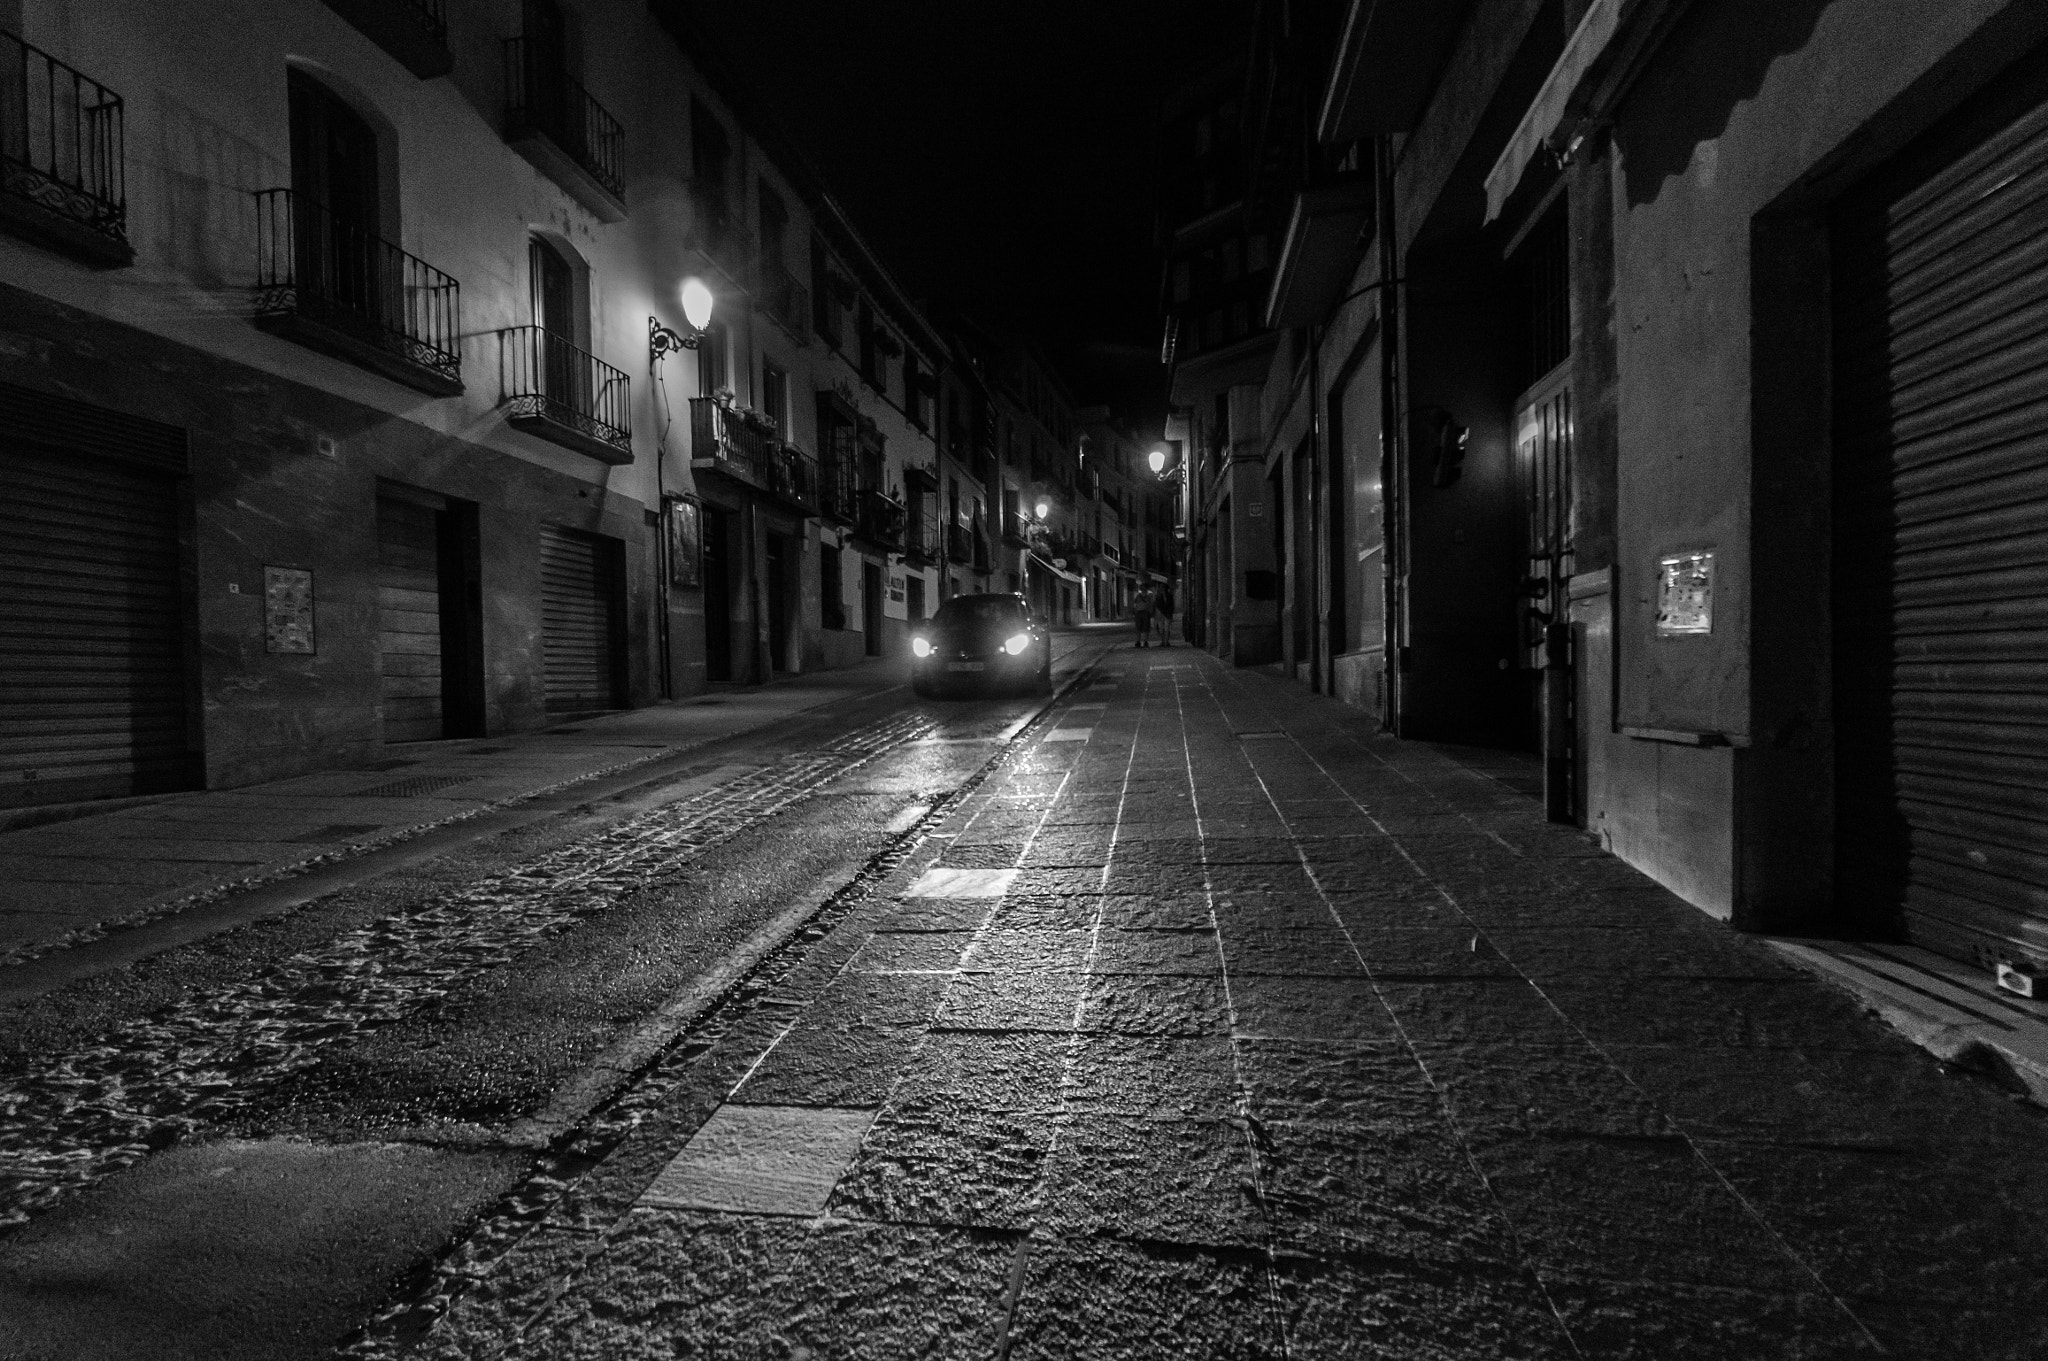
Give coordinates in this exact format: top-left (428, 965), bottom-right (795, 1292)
top-left (0, 713), bottom-right (937, 1230)
top-left (341, 650), bottom-right (2048, 1359)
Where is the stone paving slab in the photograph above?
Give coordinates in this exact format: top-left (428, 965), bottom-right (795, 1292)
top-left (399, 645), bottom-right (2048, 1360)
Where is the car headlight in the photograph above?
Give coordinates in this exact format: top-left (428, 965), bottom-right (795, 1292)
top-left (1003, 633), bottom-right (1031, 656)
top-left (911, 637), bottom-right (933, 658)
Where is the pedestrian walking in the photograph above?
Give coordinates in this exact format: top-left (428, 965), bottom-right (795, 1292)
top-left (1132, 585), bottom-right (1155, 648)
top-left (1155, 582), bottom-right (1175, 646)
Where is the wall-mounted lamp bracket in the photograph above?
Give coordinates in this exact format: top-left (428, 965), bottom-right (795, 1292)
top-left (649, 314), bottom-right (702, 370)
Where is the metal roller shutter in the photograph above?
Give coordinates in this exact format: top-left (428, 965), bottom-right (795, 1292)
top-left (0, 441), bottom-right (193, 807)
top-left (1833, 74), bottom-right (2048, 973)
top-left (539, 524), bottom-right (620, 712)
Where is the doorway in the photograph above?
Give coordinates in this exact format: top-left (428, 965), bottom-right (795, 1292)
top-left (288, 67), bottom-right (382, 319)
top-left (906, 573), bottom-right (926, 628)
top-left (376, 488), bottom-right (485, 741)
top-left (703, 505), bottom-right (733, 682)
top-left (862, 560), bottom-right (883, 656)
top-left (766, 532), bottom-right (792, 672)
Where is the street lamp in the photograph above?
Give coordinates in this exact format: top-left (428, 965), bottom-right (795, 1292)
top-left (1034, 498), bottom-right (1051, 520)
top-left (1148, 446), bottom-right (1168, 475)
top-left (649, 277), bottom-right (716, 368)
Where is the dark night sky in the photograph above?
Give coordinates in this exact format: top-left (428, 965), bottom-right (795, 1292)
top-left (670, 0), bottom-right (1254, 426)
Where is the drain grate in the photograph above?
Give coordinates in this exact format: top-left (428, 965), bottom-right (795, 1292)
top-left (361, 758), bottom-right (419, 772)
top-left (286, 823), bottom-right (384, 844)
top-left (351, 774), bottom-right (478, 799)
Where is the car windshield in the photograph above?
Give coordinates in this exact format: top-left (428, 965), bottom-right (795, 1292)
top-left (932, 597), bottom-right (1024, 629)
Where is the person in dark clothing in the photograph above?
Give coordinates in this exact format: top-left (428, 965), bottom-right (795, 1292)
top-left (1154, 583), bottom-right (1175, 646)
top-left (1132, 585), bottom-right (1155, 647)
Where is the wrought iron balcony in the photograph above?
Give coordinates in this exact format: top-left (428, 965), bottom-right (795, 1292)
top-left (691, 395), bottom-right (775, 478)
top-left (854, 490), bottom-right (906, 550)
top-left (904, 516), bottom-right (940, 566)
top-left (319, 0), bottom-right (450, 78)
top-left (253, 189), bottom-right (462, 394)
top-left (763, 441), bottom-right (819, 512)
top-left (503, 37), bottom-right (625, 220)
top-left (819, 458), bottom-right (858, 525)
top-left (758, 259), bottom-right (809, 341)
top-left (944, 523), bottom-right (970, 564)
top-left (0, 29), bottom-right (129, 266)
top-left (499, 325), bottom-right (630, 464)
top-left (1002, 512), bottom-right (1032, 546)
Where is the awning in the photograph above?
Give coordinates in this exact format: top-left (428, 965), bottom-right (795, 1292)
top-left (1483, 0), bottom-right (1692, 222)
top-left (1264, 181), bottom-right (1377, 328)
top-left (1028, 553), bottom-right (1085, 586)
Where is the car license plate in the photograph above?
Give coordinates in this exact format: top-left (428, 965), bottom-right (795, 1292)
top-left (947, 662), bottom-right (985, 673)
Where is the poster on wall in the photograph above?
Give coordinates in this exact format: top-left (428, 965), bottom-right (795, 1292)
top-left (1655, 550), bottom-right (1714, 636)
top-left (667, 497), bottom-right (701, 588)
top-left (264, 566), bottom-right (315, 654)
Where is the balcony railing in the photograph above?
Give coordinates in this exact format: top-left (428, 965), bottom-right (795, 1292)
top-left (500, 325), bottom-right (630, 464)
top-left (504, 37), bottom-right (625, 219)
top-left (944, 523), bottom-right (970, 564)
top-left (691, 395), bottom-right (775, 476)
top-left (1002, 512), bottom-right (1032, 546)
top-left (904, 516), bottom-right (940, 565)
top-left (319, 0), bottom-right (451, 78)
top-left (764, 441), bottom-right (819, 511)
top-left (689, 398), bottom-right (818, 513)
top-left (0, 29), bottom-right (129, 265)
top-left (819, 458), bottom-right (858, 524)
top-left (855, 490), bottom-right (906, 550)
top-left (253, 189), bottom-right (462, 394)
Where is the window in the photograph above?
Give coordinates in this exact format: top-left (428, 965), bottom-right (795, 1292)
top-left (698, 319), bottom-right (728, 395)
top-left (762, 361), bottom-right (787, 432)
top-left (691, 99), bottom-right (732, 234)
top-left (1172, 261), bottom-right (1191, 303)
top-left (811, 242), bottom-right (841, 348)
top-left (820, 545), bottom-right (844, 629)
top-left (758, 182), bottom-right (788, 271)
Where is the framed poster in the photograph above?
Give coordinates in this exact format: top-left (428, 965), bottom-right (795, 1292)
top-left (667, 496), bottom-right (702, 588)
top-left (264, 566), bottom-right (315, 653)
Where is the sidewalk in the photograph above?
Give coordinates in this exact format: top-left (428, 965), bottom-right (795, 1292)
top-left (398, 646), bottom-right (2048, 1360)
top-left (0, 658), bottom-right (914, 967)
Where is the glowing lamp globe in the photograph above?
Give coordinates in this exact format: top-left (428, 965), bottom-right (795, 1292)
top-left (1034, 499), bottom-right (1051, 520)
top-left (1148, 448), bottom-right (1168, 474)
top-left (680, 277), bottom-right (715, 332)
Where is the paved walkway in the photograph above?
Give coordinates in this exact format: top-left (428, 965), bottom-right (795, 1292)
top-left (0, 659), bottom-right (915, 965)
top-left (397, 646), bottom-right (2048, 1361)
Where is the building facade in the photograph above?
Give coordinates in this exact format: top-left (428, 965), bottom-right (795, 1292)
top-left (0, 0), bottom-right (947, 811)
top-left (1172, 0), bottom-right (2048, 984)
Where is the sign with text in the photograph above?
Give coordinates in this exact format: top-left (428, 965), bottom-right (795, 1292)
top-left (264, 566), bottom-right (314, 654)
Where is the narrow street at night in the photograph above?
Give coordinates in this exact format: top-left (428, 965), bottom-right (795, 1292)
top-left (8, 0), bottom-right (2048, 1356)
top-left (5, 638), bottom-right (2047, 1358)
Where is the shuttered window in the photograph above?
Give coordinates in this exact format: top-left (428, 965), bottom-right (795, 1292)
top-left (539, 524), bottom-right (622, 712)
top-left (1833, 75), bottom-right (2048, 972)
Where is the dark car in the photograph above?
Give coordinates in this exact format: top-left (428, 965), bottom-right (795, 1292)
top-left (910, 592), bottom-right (1053, 698)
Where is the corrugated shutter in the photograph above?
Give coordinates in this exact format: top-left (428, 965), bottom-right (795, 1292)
top-left (377, 495), bottom-right (443, 742)
top-left (0, 440), bottom-right (194, 807)
top-left (1833, 79), bottom-right (2048, 971)
top-left (539, 524), bottom-right (619, 712)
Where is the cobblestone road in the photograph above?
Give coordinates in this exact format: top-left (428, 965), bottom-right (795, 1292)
top-left (367, 648), bottom-right (2048, 1360)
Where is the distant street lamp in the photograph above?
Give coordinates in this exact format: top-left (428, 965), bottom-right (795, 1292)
top-left (649, 276), bottom-right (716, 368)
top-left (1034, 498), bottom-right (1051, 520)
